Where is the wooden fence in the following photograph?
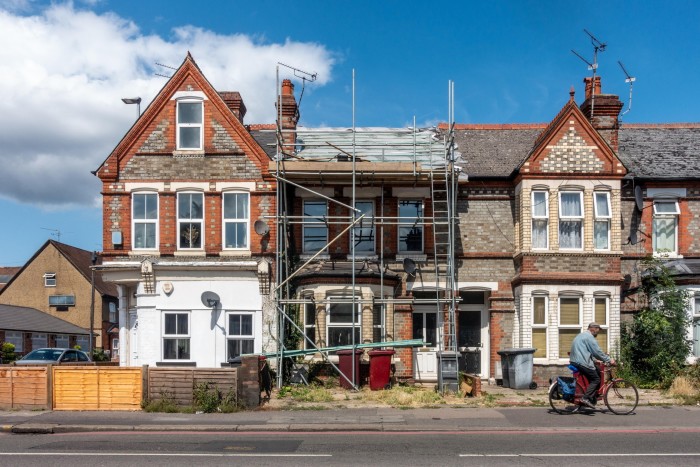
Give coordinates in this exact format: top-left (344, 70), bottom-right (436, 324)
top-left (0, 356), bottom-right (261, 411)
top-left (0, 367), bottom-right (49, 410)
top-left (146, 368), bottom-right (238, 406)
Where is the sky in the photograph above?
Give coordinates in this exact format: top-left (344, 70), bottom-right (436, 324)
top-left (1, 0), bottom-right (699, 265)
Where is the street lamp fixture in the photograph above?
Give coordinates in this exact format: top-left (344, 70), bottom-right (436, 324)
top-left (121, 97), bottom-right (141, 119)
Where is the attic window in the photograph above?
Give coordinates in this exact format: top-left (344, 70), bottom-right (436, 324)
top-left (44, 273), bottom-right (56, 287)
top-left (177, 99), bottom-right (203, 150)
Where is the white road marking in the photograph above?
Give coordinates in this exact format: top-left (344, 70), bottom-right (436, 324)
top-left (460, 453), bottom-right (700, 457)
top-left (0, 452), bottom-right (331, 457)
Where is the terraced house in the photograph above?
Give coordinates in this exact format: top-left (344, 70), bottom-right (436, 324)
top-left (94, 54), bottom-right (277, 368)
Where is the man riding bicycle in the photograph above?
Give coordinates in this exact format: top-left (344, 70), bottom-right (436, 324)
top-left (570, 322), bottom-right (615, 408)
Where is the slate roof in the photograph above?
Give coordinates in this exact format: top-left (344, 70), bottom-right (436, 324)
top-left (0, 303), bottom-right (89, 334)
top-left (248, 124), bottom-right (277, 159)
top-left (443, 124), bottom-right (545, 178)
top-left (617, 124), bottom-right (700, 179)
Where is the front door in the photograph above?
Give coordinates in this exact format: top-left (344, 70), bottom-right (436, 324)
top-left (459, 310), bottom-right (482, 374)
top-left (412, 307), bottom-right (438, 381)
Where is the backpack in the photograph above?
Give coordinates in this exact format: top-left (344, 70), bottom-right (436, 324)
top-left (557, 376), bottom-right (576, 401)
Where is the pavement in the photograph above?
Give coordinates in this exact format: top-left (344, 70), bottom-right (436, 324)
top-left (0, 383), bottom-right (694, 435)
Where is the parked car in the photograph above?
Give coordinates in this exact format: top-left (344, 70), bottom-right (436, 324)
top-left (15, 348), bottom-right (91, 365)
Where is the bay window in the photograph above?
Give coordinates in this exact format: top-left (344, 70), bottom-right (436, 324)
top-left (303, 302), bottom-right (316, 350)
top-left (532, 296), bottom-right (547, 358)
top-left (327, 300), bottom-right (361, 348)
top-left (594, 192), bottom-right (611, 250)
top-left (558, 297), bottom-right (581, 358)
top-left (531, 191), bottom-right (549, 249)
top-left (559, 192), bottom-right (583, 249)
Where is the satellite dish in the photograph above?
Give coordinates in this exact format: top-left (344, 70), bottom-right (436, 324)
top-left (634, 185), bottom-right (644, 211)
top-left (201, 291), bottom-right (220, 308)
top-left (254, 219), bottom-right (270, 235)
top-left (402, 257), bottom-right (417, 276)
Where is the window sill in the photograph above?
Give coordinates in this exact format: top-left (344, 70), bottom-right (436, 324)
top-left (129, 250), bottom-right (161, 257)
top-left (220, 250), bottom-right (252, 258)
top-left (172, 150), bottom-right (205, 158)
top-left (653, 252), bottom-right (682, 259)
top-left (346, 254), bottom-right (378, 261)
top-left (396, 254), bottom-right (427, 262)
top-left (174, 250), bottom-right (206, 257)
top-left (300, 254), bottom-right (330, 261)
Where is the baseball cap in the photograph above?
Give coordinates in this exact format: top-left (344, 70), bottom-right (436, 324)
top-left (588, 322), bottom-right (601, 329)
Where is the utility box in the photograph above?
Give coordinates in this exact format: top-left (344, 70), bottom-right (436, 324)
top-left (437, 351), bottom-right (460, 393)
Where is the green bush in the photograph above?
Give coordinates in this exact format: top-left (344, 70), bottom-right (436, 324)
top-left (91, 348), bottom-right (110, 362)
top-left (620, 258), bottom-right (692, 388)
top-left (193, 382), bottom-right (241, 413)
top-left (1, 342), bottom-right (17, 363)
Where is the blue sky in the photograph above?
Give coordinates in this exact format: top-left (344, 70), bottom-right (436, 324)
top-left (1, 0), bottom-right (699, 265)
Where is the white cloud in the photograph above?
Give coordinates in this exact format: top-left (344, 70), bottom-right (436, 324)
top-left (0, 2), bottom-right (334, 209)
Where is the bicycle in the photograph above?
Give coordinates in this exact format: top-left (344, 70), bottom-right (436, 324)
top-left (549, 362), bottom-right (639, 415)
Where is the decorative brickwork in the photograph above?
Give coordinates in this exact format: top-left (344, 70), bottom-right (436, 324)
top-left (211, 119), bottom-right (241, 152)
top-left (541, 125), bottom-right (603, 173)
top-left (120, 154), bottom-right (262, 180)
top-left (139, 119), bottom-right (170, 153)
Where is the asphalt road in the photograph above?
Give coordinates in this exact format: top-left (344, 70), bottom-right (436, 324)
top-left (1, 406), bottom-right (700, 466)
top-left (1, 430), bottom-right (699, 466)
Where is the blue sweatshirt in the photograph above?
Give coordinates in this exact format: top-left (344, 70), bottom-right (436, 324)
top-left (569, 331), bottom-right (610, 370)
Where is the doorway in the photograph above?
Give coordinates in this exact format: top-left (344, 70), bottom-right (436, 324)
top-left (458, 291), bottom-right (489, 378)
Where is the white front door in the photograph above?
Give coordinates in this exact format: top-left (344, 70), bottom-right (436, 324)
top-left (412, 307), bottom-right (439, 381)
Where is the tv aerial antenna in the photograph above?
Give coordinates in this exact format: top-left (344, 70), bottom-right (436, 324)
top-left (277, 62), bottom-right (317, 118)
top-left (41, 227), bottom-right (61, 242)
top-left (618, 60), bottom-right (636, 119)
top-left (571, 29), bottom-right (607, 117)
top-left (155, 62), bottom-right (177, 79)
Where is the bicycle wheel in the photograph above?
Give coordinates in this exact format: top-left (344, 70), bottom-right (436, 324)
top-left (548, 381), bottom-right (580, 414)
top-left (604, 379), bottom-right (639, 415)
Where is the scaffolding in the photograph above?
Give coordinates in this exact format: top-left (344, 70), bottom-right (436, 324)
top-left (270, 70), bottom-right (460, 392)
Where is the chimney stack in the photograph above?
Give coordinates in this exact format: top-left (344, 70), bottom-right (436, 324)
top-left (219, 92), bottom-right (247, 122)
top-left (580, 77), bottom-right (624, 151)
top-left (277, 79), bottom-right (299, 156)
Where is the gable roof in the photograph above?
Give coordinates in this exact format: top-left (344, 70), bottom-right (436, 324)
top-left (0, 240), bottom-right (117, 298)
top-left (0, 303), bottom-right (89, 335)
top-left (618, 124), bottom-right (700, 179)
top-left (94, 53), bottom-right (272, 179)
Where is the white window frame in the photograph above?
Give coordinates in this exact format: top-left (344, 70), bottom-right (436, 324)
top-left (303, 301), bottom-right (317, 350)
top-left (112, 338), bottom-right (119, 360)
top-left (5, 331), bottom-right (23, 353)
top-left (326, 298), bottom-right (361, 349)
top-left (31, 333), bottom-right (47, 350)
top-left (558, 296), bottom-right (582, 360)
top-left (132, 192), bottom-right (159, 250)
top-left (531, 295), bottom-right (548, 359)
top-left (303, 200), bottom-right (328, 254)
top-left (593, 192), bottom-right (611, 251)
top-left (352, 200), bottom-right (375, 253)
top-left (162, 312), bottom-right (191, 360)
top-left (176, 99), bottom-right (203, 150)
top-left (558, 191), bottom-right (584, 250)
top-left (652, 200), bottom-right (680, 256)
top-left (398, 199), bottom-right (424, 253)
top-left (109, 302), bottom-right (117, 323)
top-left (55, 334), bottom-right (69, 348)
top-left (693, 296), bottom-right (700, 359)
top-left (44, 273), bottom-right (56, 287)
top-left (222, 191), bottom-right (250, 250)
top-left (177, 192), bottom-right (204, 250)
top-left (226, 312), bottom-right (255, 360)
top-left (373, 303), bottom-right (385, 343)
top-left (531, 191), bottom-right (549, 250)
top-left (594, 295), bottom-right (610, 353)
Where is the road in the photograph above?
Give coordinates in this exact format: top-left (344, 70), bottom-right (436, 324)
top-left (2, 406), bottom-right (700, 466)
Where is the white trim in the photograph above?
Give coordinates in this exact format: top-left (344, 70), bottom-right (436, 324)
top-left (222, 191), bottom-right (250, 250)
top-left (170, 182), bottom-right (209, 191)
top-left (216, 182), bottom-right (256, 192)
top-left (125, 182), bottom-right (166, 192)
top-left (171, 91), bottom-right (208, 100)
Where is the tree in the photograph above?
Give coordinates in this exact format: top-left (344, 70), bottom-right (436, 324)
top-left (621, 258), bottom-right (692, 388)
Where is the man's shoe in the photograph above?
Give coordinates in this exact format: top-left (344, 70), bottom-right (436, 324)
top-left (580, 398), bottom-right (596, 409)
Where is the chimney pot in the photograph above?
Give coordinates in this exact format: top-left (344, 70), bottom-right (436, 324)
top-left (282, 79), bottom-right (294, 96)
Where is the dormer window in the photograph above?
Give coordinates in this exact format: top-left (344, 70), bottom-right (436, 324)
top-left (177, 100), bottom-right (203, 150)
